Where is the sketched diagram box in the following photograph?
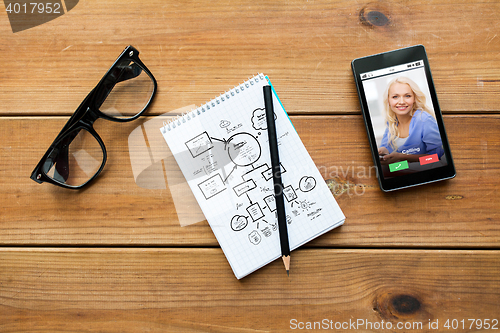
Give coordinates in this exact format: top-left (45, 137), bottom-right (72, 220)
top-left (264, 195), bottom-right (276, 212)
top-left (262, 163), bottom-right (286, 181)
top-left (233, 179), bottom-right (256, 197)
top-left (185, 132), bottom-right (214, 158)
top-left (4, 0), bottom-right (79, 33)
top-left (198, 173), bottom-right (226, 200)
top-left (283, 185), bottom-right (298, 202)
top-left (246, 203), bottom-right (264, 221)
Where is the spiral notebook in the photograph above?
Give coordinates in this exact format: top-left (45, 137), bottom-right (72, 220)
top-left (160, 74), bottom-right (345, 279)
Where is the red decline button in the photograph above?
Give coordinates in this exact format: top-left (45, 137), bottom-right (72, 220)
top-left (419, 153), bottom-right (439, 166)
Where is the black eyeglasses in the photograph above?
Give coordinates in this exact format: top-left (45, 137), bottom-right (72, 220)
top-left (30, 45), bottom-right (157, 189)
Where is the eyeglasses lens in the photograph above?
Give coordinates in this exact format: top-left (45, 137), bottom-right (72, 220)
top-left (98, 59), bottom-right (155, 119)
top-left (42, 128), bottom-right (104, 187)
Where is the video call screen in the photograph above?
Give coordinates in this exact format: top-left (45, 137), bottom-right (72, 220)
top-left (360, 61), bottom-right (449, 179)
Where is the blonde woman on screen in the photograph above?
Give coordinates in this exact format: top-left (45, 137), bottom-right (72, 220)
top-left (378, 77), bottom-right (444, 165)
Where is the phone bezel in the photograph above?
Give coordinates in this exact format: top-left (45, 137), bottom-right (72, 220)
top-left (351, 45), bottom-right (455, 191)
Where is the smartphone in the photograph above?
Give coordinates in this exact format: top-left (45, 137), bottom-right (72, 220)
top-left (351, 45), bottom-right (455, 191)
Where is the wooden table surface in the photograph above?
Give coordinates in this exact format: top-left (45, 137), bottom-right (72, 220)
top-left (1, 0), bottom-right (499, 332)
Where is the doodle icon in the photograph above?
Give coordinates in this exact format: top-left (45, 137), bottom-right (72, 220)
top-left (299, 176), bottom-right (316, 192)
top-left (4, 0), bottom-right (79, 33)
top-left (248, 230), bottom-right (261, 245)
top-left (251, 108), bottom-right (268, 131)
top-left (261, 227), bottom-right (272, 237)
top-left (231, 215), bottom-right (248, 231)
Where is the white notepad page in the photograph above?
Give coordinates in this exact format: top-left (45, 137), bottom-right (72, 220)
top-left (161, 74), bottom-right (345, 279)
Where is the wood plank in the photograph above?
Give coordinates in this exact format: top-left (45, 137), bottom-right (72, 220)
top-left (0, 0), bottom-right (499, 116)
top-left (1, 115), bottom-right (499, 247)
top-left (0, 248), bottom-right (499, 332)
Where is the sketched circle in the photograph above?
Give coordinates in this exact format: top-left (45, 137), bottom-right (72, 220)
top-left (227, 133), bottom-right (261, 167)
top-left (299, 176), bottom-right (316, 192)
top-left (231, 215), bottom-right (248, 231)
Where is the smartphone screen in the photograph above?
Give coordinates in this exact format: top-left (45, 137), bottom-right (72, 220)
top-left (352, 45), bottom-right (455, 191)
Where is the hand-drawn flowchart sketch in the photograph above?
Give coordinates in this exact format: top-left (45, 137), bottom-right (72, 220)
top-left (161, 75), bottom-right (345, 279)
top-left (181, 105), bottom-right (323, 247)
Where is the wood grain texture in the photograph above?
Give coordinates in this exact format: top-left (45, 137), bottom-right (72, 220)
top-left (0, 0), bottom-right (499, 116)
top-left (1, 115), bottom-right (498, 247)
top-left (1, 0), bottom-right (499, 330)
top-left (1, 248), bottom-right (499, 332)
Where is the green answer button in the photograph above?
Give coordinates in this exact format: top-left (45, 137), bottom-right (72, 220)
top-left (389, 160), bottom-right (409, 172)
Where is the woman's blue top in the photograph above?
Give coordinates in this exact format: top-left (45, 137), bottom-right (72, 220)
top-left (380, 110), bottom-right (444, 158)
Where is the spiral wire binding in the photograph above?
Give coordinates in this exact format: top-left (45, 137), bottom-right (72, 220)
top-left (162, 73), bottom-right (265, 133)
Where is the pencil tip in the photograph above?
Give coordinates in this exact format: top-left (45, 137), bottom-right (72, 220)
top-left (282, 255), bottom-right (290, 274)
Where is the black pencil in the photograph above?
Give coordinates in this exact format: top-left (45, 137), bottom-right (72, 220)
top-left (263, 85), bottom-right (291, 276)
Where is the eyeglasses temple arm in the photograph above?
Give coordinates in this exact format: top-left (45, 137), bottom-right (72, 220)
top-left (94, 63), bottom-right (143, 109)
